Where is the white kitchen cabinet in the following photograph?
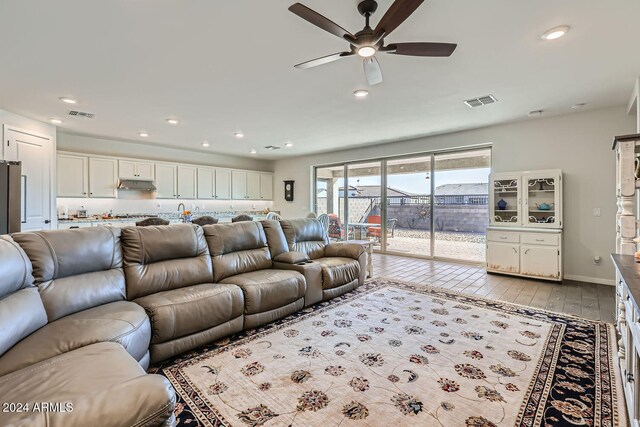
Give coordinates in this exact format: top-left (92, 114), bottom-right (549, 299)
top-left (486, 241), bottom-right (520, 274)
top-left (89, 157), bottom-right (118, 198)
top-left (155, 163), bottom-right (177, 199)
top-left (57, 154), bottom-right (88, 197)
top-left (521, 245), bottom-right (560, 280)
top-left (232, 171), bottom-right (248, 200)
top-left (260, 173), bottom-right (273, 200)
top-left (247, 172), bottom-right (261, 200)
top-left (490, 169), bottom-right (562, 228)
top-left (487, 228), bottom-right (562, 281)
top-left (215, 169), bottom-right (231, 200)
top-left (119, 160), bottom-right (154, 180)
top-left (197, 168), bottom-right (215, 199)
top-left (177, 165), bottom-right (197, 199)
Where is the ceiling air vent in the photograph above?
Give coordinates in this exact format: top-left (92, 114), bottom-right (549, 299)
top-left (464, 95), bottom-right (498, 108)
top-left (264, 145), bottom-right (281, 150)
top-left (68, 110), bottom-right (95, 118)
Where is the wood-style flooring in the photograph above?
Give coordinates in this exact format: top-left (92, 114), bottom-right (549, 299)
top-left (372, 253), bottom-right (616, 323)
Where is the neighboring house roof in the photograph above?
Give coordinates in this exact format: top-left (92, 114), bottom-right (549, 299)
top-left (354, 185), bottom-right (416, 197)
top-left (435, 183), bottom-right (488, 195)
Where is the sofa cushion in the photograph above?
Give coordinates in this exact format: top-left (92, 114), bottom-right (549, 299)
top-left (12, 227), bottom-right (126, 321)
top-left (260, 219), bottom-right (289, 258)
top-left (0, 301), bottom-right (150, 376)
top-left (0, 342), bottom-right (176, 427)
top-left (316, 257), bottom-right (360, 290)
top-left (279, 218), bottom-right (329, 259)
top-left (0, 236), bottom-right (47, 357)
top-left (204, 222), bottom-right (273, 282)
top-left (134, 283), bottom-right (244, 344)
top-left (220, 270), bottom-right (305, 315)
top-left (121, 224), bottom-right (214, 300)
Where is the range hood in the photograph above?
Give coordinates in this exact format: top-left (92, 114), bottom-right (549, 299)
top-left (118, 179), bottom-right (157, 191)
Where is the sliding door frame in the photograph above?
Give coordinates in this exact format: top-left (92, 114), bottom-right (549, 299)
top-left (312, 144), bottom-right (492, 264)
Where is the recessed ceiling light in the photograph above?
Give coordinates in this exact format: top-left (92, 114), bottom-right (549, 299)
top-left (166, 118), bottom-right (179, 125)
top-left (357, 46), bottom-right (376, 58)
top-left (139, 132), bottom-right (149, 137)
top-left (528, 110), bottom-right (544, 117)
top-left (234, 131), bottom-right (244, 139)
top-left (541, 26), bottom-right (570, 40)
top-left (59, 97), bottom-right (78, 104)
top-left (354, 89), bottom-right (369, 98)
top-left (201, 141), bottom-right (210, 147)
top-left (249, 149), bottom-right (257, 154)
top-left (284, 142), bottom-right (293, 147)
top-left (571, 103), bottom-right (587, 110)
top-left (49, 118), bottom-right (63, 124)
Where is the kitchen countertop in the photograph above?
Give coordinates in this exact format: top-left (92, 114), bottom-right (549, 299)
top-left (58, 212), bottom-right (273, 224)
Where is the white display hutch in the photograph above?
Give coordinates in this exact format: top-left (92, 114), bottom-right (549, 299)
top-left (486, 169), bottom-right (563, 281)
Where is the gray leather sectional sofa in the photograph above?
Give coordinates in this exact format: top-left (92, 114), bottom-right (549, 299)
top-left (0, 218), bottom-right (365, 427)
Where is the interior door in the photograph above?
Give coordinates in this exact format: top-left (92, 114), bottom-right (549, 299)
top-left (5, 128), bottom-right (52, 231)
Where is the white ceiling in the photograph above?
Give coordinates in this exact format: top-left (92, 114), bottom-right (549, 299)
top-left (0, 0), bottom-right (639, 159)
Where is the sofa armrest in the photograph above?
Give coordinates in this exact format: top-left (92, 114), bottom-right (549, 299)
top-left (273, 261), bottom-right (323, 307)
top-left (324, 243), bottom-right (365, 260)
top-left (273, 251), bottom-right (309, 264)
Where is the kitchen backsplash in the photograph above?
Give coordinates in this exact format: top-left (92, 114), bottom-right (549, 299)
top-left (57, 197), bottom-right (273, 217)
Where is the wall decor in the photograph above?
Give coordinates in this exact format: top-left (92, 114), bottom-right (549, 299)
top-left (284, 180), bottom-right (294, 202)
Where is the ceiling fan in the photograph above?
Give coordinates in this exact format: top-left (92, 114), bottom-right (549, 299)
top-left (288, 0), bottom-right (457, 86)
top-left (289, 0), bottom-right (458, 86)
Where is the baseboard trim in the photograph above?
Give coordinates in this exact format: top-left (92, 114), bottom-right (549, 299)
top-left (564, 274), bottom-right (615, 286)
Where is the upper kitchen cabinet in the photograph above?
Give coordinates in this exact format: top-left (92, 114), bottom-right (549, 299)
top-left (232, 170), bottom-right (248, 199)
top-left (57, 154), bottom-right (88, 197)
top-left (215, 169), bottom-right (231, 200)
top-left (155, 163), bottom-right (177, 199)
top-left (119, 159), bottom-right (154, 180)
top-left (197, 167), bottom-right (215, 199)
top-left (259, 173), bottom-right (273, 200)
top-left (89, 157), bottom-right (118, 198)
top-left (246, 172), bottom-right (261, 200)
top-left (177, 165), bottom-right (197, 199)
top-left (232, 170), bottom-right (273, 200)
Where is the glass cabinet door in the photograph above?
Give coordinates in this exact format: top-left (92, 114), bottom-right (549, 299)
top-left (491, 175), bottom-right (521, 226)
top-left (523, 173), bottom-right (561, 228)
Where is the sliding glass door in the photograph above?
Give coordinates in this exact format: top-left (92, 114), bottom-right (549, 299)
top-left (433, 149), bottom-right (491, 262)
top-left (313, 147), bottom-right (491, 263)
top-left (384, 156), bottom-right (432, 257)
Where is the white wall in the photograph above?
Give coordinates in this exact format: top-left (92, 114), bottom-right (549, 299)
top-left (273, 106), bottom-right (636, 285)
top-left (57, 133), bottom-right (274, 172)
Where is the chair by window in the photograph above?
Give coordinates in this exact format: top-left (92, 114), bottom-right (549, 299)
top-left (367, 215), bottom-right (398, 239)
top-left (327, 213), bottom-right (346, 240)
top-left (135, 217), bottom-right (170, 227)
top-left (191, 216), bottom-right (219, 226)
top-left (231, 214), bottom-right (253, 223)
top-left (266, 212), bottom-right (283, 221)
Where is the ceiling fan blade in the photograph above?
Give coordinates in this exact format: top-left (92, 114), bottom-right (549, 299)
top-left (386, 42), bottom-right (457, 57)
top-left (289, 3), bottom-right (355, 42)
top-left (295, 51), bottom-right (354, 69)
top-left (374, 0), bottom-right (424, 40)
top-left (363, 57), bottom-right (383, 86)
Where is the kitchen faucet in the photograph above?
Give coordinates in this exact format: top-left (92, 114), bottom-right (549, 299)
top-left (177, 203), bottom-right (185, 212)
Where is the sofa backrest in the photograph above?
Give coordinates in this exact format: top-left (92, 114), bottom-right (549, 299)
top-left (0, 235), bottom-right (47, 356)
top-left (279, 218), bottom-right (329, 260)
top-left (203, 222), bottom-right (272, 282)
top-left (12, 227), bottom-right (125, 322)
top-left (260, 220), bottom-right (289, 259)
top-left (120, 224), bottom-right (213, 300)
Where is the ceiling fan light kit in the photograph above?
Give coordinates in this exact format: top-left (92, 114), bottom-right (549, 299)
top-left (289, 0), bottom-right (457, 86)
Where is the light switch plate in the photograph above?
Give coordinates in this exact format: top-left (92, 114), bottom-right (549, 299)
top-left (593, 208), bottom-right (601, 217)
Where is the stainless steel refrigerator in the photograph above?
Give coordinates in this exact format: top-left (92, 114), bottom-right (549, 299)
top-left (0, 161), bottom-right (21, 234)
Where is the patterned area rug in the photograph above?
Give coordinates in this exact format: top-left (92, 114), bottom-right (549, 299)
top-left (152, 279), bottom-right (624, 427)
